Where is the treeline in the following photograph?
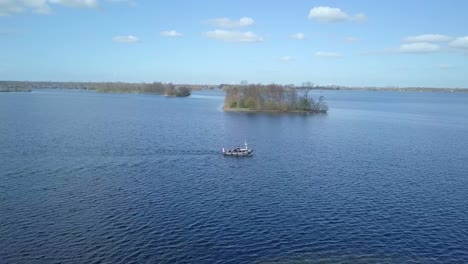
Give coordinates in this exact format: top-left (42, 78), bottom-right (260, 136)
top-left (95, 82), bottom-right (191, 97)
top-left (224, 84), bottom-right (328, 113)
top-left (0, 81), bottom-right (194, 96)
top-left (0, 82), bottom-right (31, 92)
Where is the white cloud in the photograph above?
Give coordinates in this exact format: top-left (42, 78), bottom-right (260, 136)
top-left (0, 0), bottom-right (51, 16)
top-left (0, 0), bottom-right (97, 16)
top-left (289, 33), bottom-right (305, 40)
top-left (404, 34), bottom-right (452, 43)
top-left (206, 17), bottom-right (254, 28)
top-left (112, 35), bottom-right (139, 43)
top-left (314, 51), bottom-right (342, 58)
top-left (308, 6), bottom-right (347, 22)
top-left (279, 56), bottom-right (294, 62)
top-left (308, 6), bottom-right (366, 23)
top-left (160, 30), bottom-right (183, 37)
top-left (398, 42), bottom-right (440, 53)
top-left (49, 0), bottom-right (98, 8)
top-left (449, 36), bottom-right (468, 50)
top-left (204, 30), bottom-right (263, 43)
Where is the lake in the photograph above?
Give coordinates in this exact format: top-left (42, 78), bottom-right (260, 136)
top-left (1, 89), bottom-right (467, 263)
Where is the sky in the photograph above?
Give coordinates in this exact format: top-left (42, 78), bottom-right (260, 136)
top-left (1, 0), bottom-right (468, 88)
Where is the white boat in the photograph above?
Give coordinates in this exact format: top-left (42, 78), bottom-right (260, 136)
top-left (222, 141), bottom-right (254, 156)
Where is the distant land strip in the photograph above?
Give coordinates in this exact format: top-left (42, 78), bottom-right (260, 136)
top-left (1, 81), bottom-right (467, 93)
top-left (0, 81), bottom-right (213, 93)
top-left (305, 85), bottom-right (468, 93)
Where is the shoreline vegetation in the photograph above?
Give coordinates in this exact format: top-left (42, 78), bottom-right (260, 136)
top-left (0, 83), bottom-right (32, 92)
top-left (223, 83), bottom-right (328, 113)
top-left (0, 81), bottom-right (203, 97)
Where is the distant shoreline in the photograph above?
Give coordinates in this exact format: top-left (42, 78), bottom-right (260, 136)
top-left (0, 88), bottom-right (31, 92)
top-left (306, 86), bottom-right (468, 93)
top-left (1, 81), bottom-right (468, 93)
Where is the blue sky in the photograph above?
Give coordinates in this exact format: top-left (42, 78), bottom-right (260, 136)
top-left (1, 0), bottom-right (468, 87)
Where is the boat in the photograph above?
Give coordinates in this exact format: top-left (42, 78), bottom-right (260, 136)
top-left (222, 141), bottom-right (254, 156)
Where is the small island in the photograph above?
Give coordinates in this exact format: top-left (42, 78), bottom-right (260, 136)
top-left (223, 83), bottom-right (328, 113)
top-left (95, 82), bottom-right (192, 97)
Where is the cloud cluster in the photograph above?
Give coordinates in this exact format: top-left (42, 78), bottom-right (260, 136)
top-left (308, 6), bottom-right (366, 23)
top-left (4, 2), bottom-right (467, 64)
top-left (204, 16), bottom-right (263, 43)
top-left (396, 34), bottom-right (468, 54)
top-left (0, 0), bottom-right (98, 16)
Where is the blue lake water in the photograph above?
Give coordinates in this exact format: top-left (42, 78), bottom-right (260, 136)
top-left (1, 89), bottom-right (468, 263)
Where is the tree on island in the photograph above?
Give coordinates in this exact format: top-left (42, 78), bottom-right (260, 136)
top-left (164, 85), bottom-right (191, 97)
top-left (164, 84), bottom-right (176, 96)
top-left (175, 86), bottom-right (191, 97)
top-left (224, 83), bottom-right (328, 113)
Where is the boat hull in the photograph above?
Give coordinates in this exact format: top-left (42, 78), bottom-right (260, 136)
top-left (222, 149), bottom-right (254, 157)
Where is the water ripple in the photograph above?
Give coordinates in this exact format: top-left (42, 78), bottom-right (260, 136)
top-left (1, 90), bottom-right (468, 263)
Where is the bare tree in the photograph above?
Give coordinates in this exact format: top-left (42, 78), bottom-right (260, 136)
top-left (301, 81), bottom-right (314, 101)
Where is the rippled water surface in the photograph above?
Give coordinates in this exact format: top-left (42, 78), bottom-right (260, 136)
top-left (1, 89), bottom-right (468, 263)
